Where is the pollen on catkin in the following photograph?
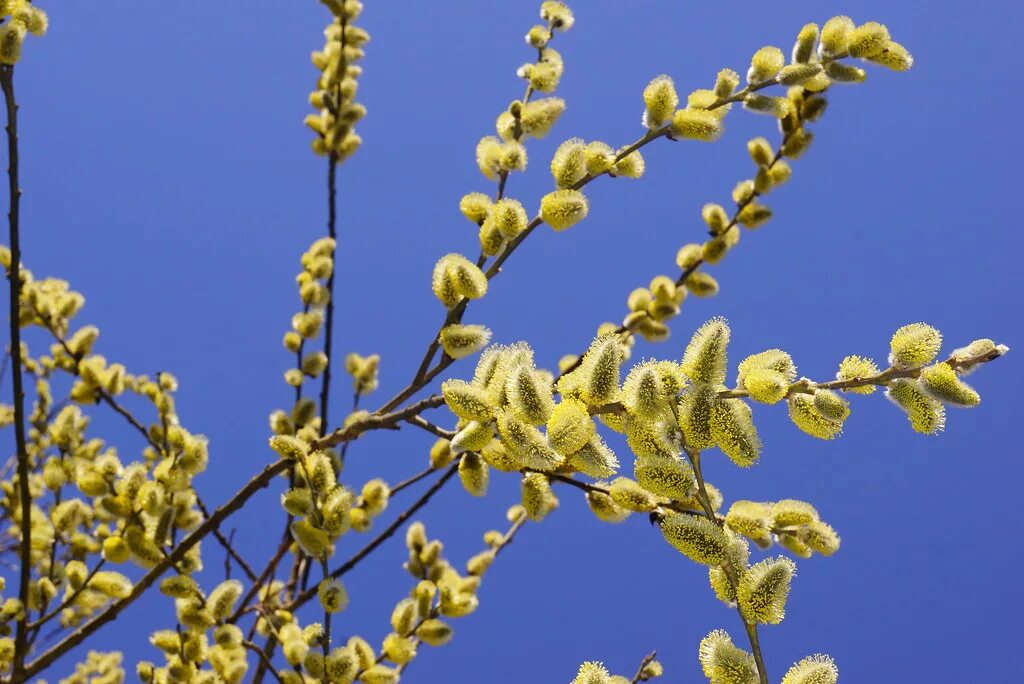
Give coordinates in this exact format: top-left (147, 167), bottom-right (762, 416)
top-left (787, 394), bottom-right (843, 440)
top-left (660, 512), bottom-right (729, 565)
top-left (439, 324), bottom-right (492, 360)
top-left (889, 322), bottom-right (942, 368)
top-left (836, 354), bottom-right (880, 393)
top-left (520, 97), bottom-right (565, 138)
top-left (634, 453), bottom-right (696, 500)
top-left (698, 629), bottom-right (759, 684)
top-left (441, 379), bottom-right (494, 422)
top-left (568, 435), bottom-right (620, 478)
top-left (551, 138), bottom-right (588, 187)
top-left (747, 46), bottom-right (785, 83)
top-left (886, 379), bottom-right (946, 434)
top-left (677, 383), bottom-right (717, 450)
top-left (643, 75), bottom-right (679, 129)
top-left (681, 318), bottom-right (730, 385)
top-left (710, 398), bottom-right (761, 467)
top-left (546, 399), bottom-right (595, 456)
top-left (738, 556), bottom-right (795, 624)
top-left (918, 362), bottom-right (980, 407)
top-left (671, 108), bottom-right (724, 142)
top-left (540, 189), bottom-right (589, 230)
top-left (521, 472), bottom-right (559, 520)
top-left (781, 654), bottom-right (839, 684)
top-left (490, 198), bottom-right (528, 238)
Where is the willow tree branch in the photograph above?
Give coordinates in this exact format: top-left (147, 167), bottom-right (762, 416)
top-left (319, 154), bottom-right (339, 439)
top-left (629, 651), bottom-right (658, 684)
top-left (686, 449), bottom-right (768, 684)
top-left (1, 63), bottom-right (31, 680)
top-left (243, 640), bottom-right (287, 684)
top-left (17, 458), bottom-right (291, 680)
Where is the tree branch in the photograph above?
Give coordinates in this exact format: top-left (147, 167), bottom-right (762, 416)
top-left (17, 458), bottom-right (291, 680)
top-left (1, 63), bottom-right (32, 680)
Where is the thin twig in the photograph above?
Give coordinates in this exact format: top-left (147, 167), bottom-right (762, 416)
top-left (685, 449), bottom-right (768, 684)
top-left (242, 640), bottom-right (287, 684)
top-left (629, 651), bottom-right (658, 684)
top-left (1, 63), bottom-right (32, 680)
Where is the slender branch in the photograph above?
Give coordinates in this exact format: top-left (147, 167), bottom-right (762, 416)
top-left (196, 498), bottom-right (258, 583)
top-left (391, 466), bottom-right (440, 496)
top-left (242, 640), bottom-right (287, 684)
top-left (319, 154), bottom-right (339, 439)
top-left (629, 651), bottom-right (658, 684)
top-left (1, 63), bottom-right (32, 680)
top-left (25, 559), bottom-right (106, 631)
top-left (314, 393), bottom-right (445, 449)
top-left (18, 458), bottom-right (292, 680)
top-left (685, 449), bottom-right (768, 684)
top-left (403, 414), bottom-right (456, 440)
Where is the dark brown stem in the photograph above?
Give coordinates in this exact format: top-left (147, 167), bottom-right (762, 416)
top-left (1, 63), bottom-right (31, 680)
top-left (629, 651), bottom-right (658, 684)
top-left (685, 450), bottom-right (768, 684)
top-left (319, 154), bottom-right (338, 438)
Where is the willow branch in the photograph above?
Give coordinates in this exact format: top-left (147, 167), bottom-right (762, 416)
top-left (686, 449), bottom-right (768, 684)
top-left (243, 640), bottom-right (287, 684)
top-left (18, 458), bottom-right (291, 680)
top-left (319, 154), bottom-right (339, 439)
top-left (629, 651), bottom-right (659, 684)
top-left (1, 63), bottom-right (32, 680)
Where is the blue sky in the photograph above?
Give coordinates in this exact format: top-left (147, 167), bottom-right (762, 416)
top-left (5, 0), bottom-right (1023, 681)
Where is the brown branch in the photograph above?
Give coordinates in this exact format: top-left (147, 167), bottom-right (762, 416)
top-left (314, 393), bottom-right (445, 449)
top-left (629, 651), bottom-right (658, 684)
top-left (242, 640), bottom-right (287, 684)
top-left (1, 63), bottom-right (32, 680)
top-left (319, 154), bottom-right (339, 439)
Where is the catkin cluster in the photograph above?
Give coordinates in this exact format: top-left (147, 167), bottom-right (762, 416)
top-left (0, 1), bottom-right (47, 65)
top-left (306, 0), bottom-right (369, 162)
top-left (0, 3), bottom-right (1010, 684)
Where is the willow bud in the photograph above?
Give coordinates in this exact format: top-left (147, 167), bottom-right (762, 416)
top-left (546, 399), bottom-right (595, 456)
top-left (568, 435), bottom-right (619, 479)
top-left (710, 398), bottom-right (761, 467)
top-left (609, 477), bottom-right (658, 512)
top-left (747, 46), bottom-right (785, 83)
top-left (642, 75), bottom-right (679, 129)
top-left (635, 454), bottom-right (695, 500)
top-left (889, 322), bottom-right (942, 369)
top-left (738, 557), bottom-right (795, 626)
top-left (671, 108), bottom-right (723, 142)
top-left (699, 630), bottom-right (758, 684)
top-left (886, 379), bottom-right (946, 434)
top-left (820, 16), bottom-right (855, 56)
top-left (787, 394), bottom-right (843, 440)
top-left (551, 138), bottom-right (588, 188)
top-left (459, 193), bottom-right (492, 224)
top-left (490, 198), bottom-right (528, 238)
top-left (540, 189), bottom-right (589, 230)
top-left (681, 318), bottom-right (730, 385)
top-left (440, 324), bottom-right (492, 360)
top-left (836, 354), bottom-right (880, 393)
top-left (918, 362), bottom-right (980, 407)
top-left (660, 513), bottom-right (729, 565)
top-left (458, 452), bottom-right (489, 497)
top-left (846, 21), bottom-right (890, 58)
top-left (792, 24), bottom-right (819, 63)
top-left (782, 654), bottom-right (838, 684)
top-left (520, 97), bottom-right (565, 138)
top-left (521, 472), bottom-right (558, 520)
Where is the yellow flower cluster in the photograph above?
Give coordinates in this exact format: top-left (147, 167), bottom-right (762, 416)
top-left (306, 0), bottom-right (369, 161)
top-left (0, 0), bottom-right (47, 64)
